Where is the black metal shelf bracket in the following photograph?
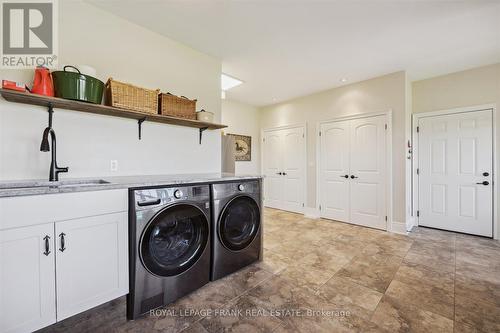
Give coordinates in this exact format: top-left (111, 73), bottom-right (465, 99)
top-left (138, 117), bottom-right (146, 140)
top-left (199, 127), bottom-right (208, 144)
top-left (47, 102), bottom-right (54, 128)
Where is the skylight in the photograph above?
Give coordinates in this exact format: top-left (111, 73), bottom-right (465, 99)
top-left (221, 73), bottom-right (243, 91)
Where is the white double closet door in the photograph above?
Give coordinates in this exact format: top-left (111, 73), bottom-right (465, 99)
top-left (263, 126), bottom-right (305, 213)
top-left (319, 115), bottom-right (387, 230)
top-left (418, 110), bottom-right (493, 237)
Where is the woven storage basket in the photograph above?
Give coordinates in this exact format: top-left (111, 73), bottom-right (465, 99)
top-left (105, 78), bottom-right (159, 115)
top-left (159, 93), bottom-right (197, 119)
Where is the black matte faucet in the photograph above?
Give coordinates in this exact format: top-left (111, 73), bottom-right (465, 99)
top-left (40, 127), bottom-right (68, 181)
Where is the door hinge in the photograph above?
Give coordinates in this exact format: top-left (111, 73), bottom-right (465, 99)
top-left (416, 168), bottom-right (419, 175)
top-left (302, 203), bottom-right (304, 207)
top-left (385, 216), bottom-right (387, 221)
top-left (385, 124), bottom-right (387, 130)
top-left (416, 126), bottom-right (420, 133)
top-left (319, 205), bottom-right (322, 210)
top-left (263, 138), bottom-right (265, 142)
top-left (302, 133), bottom-right (305, 138)
top-left (416, 210), bottom-right (420, 217)
top-left (319, 131), bottom-right (322, 137)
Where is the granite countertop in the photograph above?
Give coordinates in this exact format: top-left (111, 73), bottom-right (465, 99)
top-left (0, 173), bottom-right (263, 198)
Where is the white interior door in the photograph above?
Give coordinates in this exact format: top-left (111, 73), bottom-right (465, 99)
top-left (349, 116), bottom-right (387, 229)
top-left (319, 115), bottom-right (387, 230)
top-left (282, 127), bottom-right (306, 213)
top-left (263, 126), bottom-right (305, 213)
top-left (319, 120), bottom-right (350, 222)
top-left (263, 130), bottom-right (284, 209)
top-left (418, 110), bottom-right (493, 237)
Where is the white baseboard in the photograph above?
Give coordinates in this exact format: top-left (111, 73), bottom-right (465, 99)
top-left (391, 221), bottom-right (409, 235)
top-left (303, 207), bottom-right (320, 219)
top-left (406, 216), bottom-right (416, 232)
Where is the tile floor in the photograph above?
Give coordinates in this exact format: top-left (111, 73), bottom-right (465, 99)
top-left (39, 208), bottom-right (500, 333)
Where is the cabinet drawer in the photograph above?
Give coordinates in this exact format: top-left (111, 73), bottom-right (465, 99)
top-left (0, 189), bottom-right (128, 230)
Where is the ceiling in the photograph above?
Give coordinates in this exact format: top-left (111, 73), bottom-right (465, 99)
top-left (88, 0), bottom-right (500, 106)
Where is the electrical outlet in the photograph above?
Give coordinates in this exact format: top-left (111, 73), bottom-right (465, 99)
top-left (110, 160), bottom-right (118, 172)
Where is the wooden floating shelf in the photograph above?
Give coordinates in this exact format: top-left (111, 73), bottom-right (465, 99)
top-left (0, 89), bottom-right (226, 142)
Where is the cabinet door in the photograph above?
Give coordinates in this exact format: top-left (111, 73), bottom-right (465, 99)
top-left (0, 224), bottom-right (56, 333)
top-left (55, 212), bottom-right (128, 321)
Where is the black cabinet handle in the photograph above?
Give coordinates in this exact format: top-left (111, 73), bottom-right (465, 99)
top-left (59, 233), bottom-right (66, 252)
top-left (340, 175), bottom-right (349, 178)
top-left (43, 235), bottom-right (50, 256)
top-left (350, 175), bottom-right (358, 179)
top-left (137, 198), bottom-right (161, 206)
top-left (276, 172), bottom-right (283, 175)
top-left (476, 181), bottom-right (490, 186)
top-left (283, 172), bottom-right (287, 176)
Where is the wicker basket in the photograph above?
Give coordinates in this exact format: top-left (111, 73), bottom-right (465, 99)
top-left (159, 93), bottom-right (197, 119)
top-left (105, 78), bottom-right (159, 115)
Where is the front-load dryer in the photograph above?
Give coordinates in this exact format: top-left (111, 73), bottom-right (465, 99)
top-left (210, 179), bottom-right (262, 281)
top-left (128, 185), bottom-right (211, 319)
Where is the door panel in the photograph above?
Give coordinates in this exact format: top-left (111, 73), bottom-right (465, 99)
top-left (263, 131), bottom-right (284, 209)
top-left (55, 212), bottom-right (128, 321)
top-left (282, 127), bottom-right (305, 213)
top-left (0, 224), bottom-right (56, 333)
top-left (263, 127), bottom-right (305, 213)
top-left (320, 121), bottom-right (350, 222)
top-left (418, 110), bottom-right (493, 237)
top-left (349, 116), bottom-right (387, 229)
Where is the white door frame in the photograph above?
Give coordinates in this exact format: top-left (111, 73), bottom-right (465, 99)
top-left (412, 104), bottom-right (497, 239)
top-left (261, 123), bottom-right (307, 212)
top-left (316, 110), bottom-right (393, 231)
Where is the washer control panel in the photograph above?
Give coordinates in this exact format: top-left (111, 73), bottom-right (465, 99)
top-left (134, 185), bottom-right (209, 209)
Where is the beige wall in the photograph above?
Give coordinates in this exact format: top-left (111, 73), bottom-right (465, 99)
top-left (260, 71), bottom-right (408, 223)
top-left (0, 1), bottom-right (221, 180)
top-left (221, 100), bottom-right (261, 175)
top-left (412, 62), bottom-right (500, 238)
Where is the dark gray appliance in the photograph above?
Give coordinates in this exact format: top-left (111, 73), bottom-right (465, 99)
top-left (210, 179), bottom-right (262, 281)
top-left (128, 185), bottom-right (211, 319)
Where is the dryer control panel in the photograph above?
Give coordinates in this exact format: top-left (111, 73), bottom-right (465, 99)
top-left (212, 180), bottom-right (260, 200)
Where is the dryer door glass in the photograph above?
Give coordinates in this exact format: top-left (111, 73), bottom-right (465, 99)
top-left (219, 196), bottom-right (260, 251)
top-left (140, 204), bottom-right (209, 277)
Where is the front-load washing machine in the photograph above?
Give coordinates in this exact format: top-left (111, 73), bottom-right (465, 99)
top-left (210, 179), bottom-right (262, 281)
top-left (128, 184), bottom-right (211, 319)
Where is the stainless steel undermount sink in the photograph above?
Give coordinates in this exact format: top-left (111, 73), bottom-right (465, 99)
top-left (0, 179), bottom-right (110, 190)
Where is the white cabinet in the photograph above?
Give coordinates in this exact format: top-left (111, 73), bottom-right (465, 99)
top-left (55, 212), bottom-right (128, 320)
top-left (0, 190), bottom-right (128, 333)
top-left (0, 224), bottom-right (56, 333)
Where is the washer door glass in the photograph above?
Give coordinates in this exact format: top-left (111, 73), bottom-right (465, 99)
top-left (140, 204), bottom-right (208, 277)
top-left (219, 196), bottom-right (260, 251)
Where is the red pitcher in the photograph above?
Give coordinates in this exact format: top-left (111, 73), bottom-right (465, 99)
top-left (32, 66), bottom-right (54, 96)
